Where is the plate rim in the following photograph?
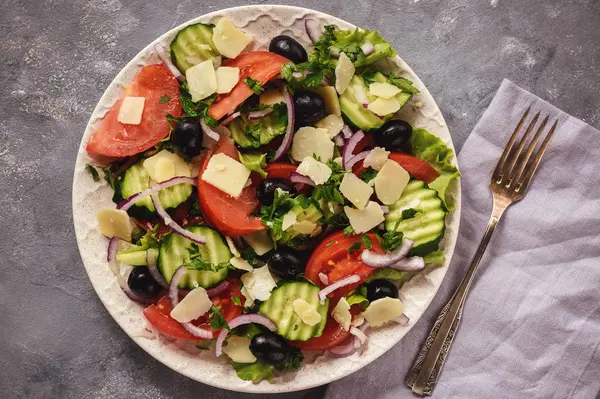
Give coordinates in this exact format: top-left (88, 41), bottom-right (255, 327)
top-left (72, 4), bottom-right (461, 393)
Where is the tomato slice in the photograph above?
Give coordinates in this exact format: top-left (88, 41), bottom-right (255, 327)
top-left (290, 306), bottom-right (362, 351)
top-left (305, 231), bottom-right (383, 299)
top-left (143, 278), bottom-right (243, 340)
top-left (265, 163), bottom-right (297, 180)
top-left (354, 134), bottom-right (375, 154)
top-left (86, 64), bottom-right (182, 162)
top-left (208, 52), bottom-right (289, 120)
top-left (353, 152), bottom-right (440, 183)
top-left (197, 138), bottom-right (265, 236)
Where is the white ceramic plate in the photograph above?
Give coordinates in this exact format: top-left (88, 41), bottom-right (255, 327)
top-left (72, 5), bottom-right (461, 393)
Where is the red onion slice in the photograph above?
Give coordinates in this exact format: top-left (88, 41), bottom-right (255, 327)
top-left (341, 125), bottom-right (353, 139)
top-left (154, 44), bottom-right (184, 82)
top-left (290, 172), bottom-right (316, 186)
top-left (305, 18), bottom-right (322, 42)
top-left (118, 176), bottom-right (197, 211)
top-left (395, 313), bottom-right (410, 326)
top-left (379, 205), bottom-right (389, 215)
top-left (360, 41), bottom-right (375, 56)
top-left (361, 238), bottom-right (414, 268)
top-left (345, 150), bottom-right (370, 171)
top-left (248, 108), bottom-right (274, 119)
top-left (215, 314), bottom-right (277, 357)
top-left (391, 256), bottom-right (425, 271)
top-left (200, 118), bottom-right (221, 141)
top-left (151, 193), bottom-right (206, 244)
top-left (318, 272), bottom-right (329, 285)
top-left (272, 89), bottom-right (295, 161)
top-left (333, 134), bottom-right (345, 147)
top-left (219, 112), bottom-right (241, 126)
top-left (328, 337), bottom-right (356, 356)
top-left (107, 237), bottom-right (149, 303)
top-left (318, 274), bottom-right (361, 304)
top-left (342, 130), bottom-right (365, 168)
top-left (146, 248), bottom-right (168, 288)
top-left (207, 280), bottom-right (231, 297)
top-left (350, 326), bottom-right (368, 346)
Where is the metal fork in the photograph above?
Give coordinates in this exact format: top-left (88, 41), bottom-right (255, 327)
top-left (405, 108), bottom-right (559, 396)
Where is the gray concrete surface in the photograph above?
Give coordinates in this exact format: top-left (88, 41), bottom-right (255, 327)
top-left (1, 0), bottom-right (598, 398)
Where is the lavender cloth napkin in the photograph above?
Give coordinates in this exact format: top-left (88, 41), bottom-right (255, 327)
top-left (325, 79), bottom-right (600, 399)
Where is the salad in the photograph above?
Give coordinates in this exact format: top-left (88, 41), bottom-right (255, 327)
top-left (86, 16), bottom-right (460, 383)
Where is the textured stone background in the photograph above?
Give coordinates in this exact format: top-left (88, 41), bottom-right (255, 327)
top-left (1, 0), bottom-right (598, 398)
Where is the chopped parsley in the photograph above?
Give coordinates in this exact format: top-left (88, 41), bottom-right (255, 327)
top-left (243, 77), bottom-right (265, 95)
top-left (209, 305), bottom-right (230, 330)
top-left (85, 164), bottom-right (100, 182)
top-left (159, 95), bottom-right (170, 104)
top-left (359, 167), bottom-right (378, 183)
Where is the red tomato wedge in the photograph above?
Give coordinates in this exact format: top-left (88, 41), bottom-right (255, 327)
top-left (143, 278), bottom-right (243, 340)
top-left (86, 64), bottom-right (182, 162)
top-left (265, 163), bottom-right (297, 180)
top-left (290, 306), bottom-right (362, 351)
top-left (208, 52), bottom-right (289, 120)
top-left (197, 138), bottom-right (265, 237)
top-left (305, 231), bottom-right (383, 298)
top-left (353, 152), bottom-right (440, 183)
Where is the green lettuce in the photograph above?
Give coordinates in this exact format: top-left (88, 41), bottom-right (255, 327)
top-left (238, 151), bottom-right (268, 178)
top-left (331, 27), bottom-right (397, 67)
top-left (410, 128), bottom-right (461, 210)
top-left (423, 250), bottom-right (445, 265)
top-left (231, 361), bottom-right (274, 383)
top-left (367, 268), bottom-right (406, 281)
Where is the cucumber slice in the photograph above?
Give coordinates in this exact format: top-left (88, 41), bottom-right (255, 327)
top-left (118, 160), bottom-right (193, 218)
top-left (384, 180), bottom-right (446, 256)
top-left (158, 226), bottom-right (230, 289)
top-left (170, 23), bottom-right (220, 73)
top-left (259, 282), bottom-right (329, 341)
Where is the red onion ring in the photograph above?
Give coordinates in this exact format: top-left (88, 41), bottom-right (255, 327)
top-left (215, 314), bottom-right (277, 357)
top-left (328, 337), bottom-right (357, 356)
top-left (318, 272), bottom-right (329, 285)
top-left (272, 89), bottom-right (295, 161)
top-left (117, 176), bottom-right (197, 211)
top-left (107, 237), bottom-right (149, 303)
top-left (248, 108), bottom-right (274, 120)
top-left (345, 150), bottom-right (370, 171)
top-left (360, 238), bottom-right (414, 268)
top-left (146, 248), bottom-right (168, 288)
top-left (154, 44), bottom-right (184, 82)
top-left (200, 118), bottom-right (221, 141)
top-left (360, 41), bottom-right (375, 56)
top-left (305, 18), bottom-right (322, 42)
top-left (341, 125), bottom-right (353, 139)
top-left (333, 134), bottom-right (345, 147)
top-left (318, 274), bottom-right (360, 303)
top-left (290, 172), bottom-right (316, 186)
top-left (391, 256), bottom-right (425, 271)
top-left (342, 130), bottom-right (365, 168)
top-left (350, 326), bottom-right (368, 347)
top-left (207, 280), bottom-right (231, 297)
top-left (219, 112), bottom-right (241, 126)
top-left (395, 313), bottom-right (410, 326)
top-left (379, 205), bottom-right (390, 215)
top-left (151, 193), bottom-right (206, 244)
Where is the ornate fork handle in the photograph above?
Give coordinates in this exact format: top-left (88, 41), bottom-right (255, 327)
top-left (406, 202), bottom-right (506, 395)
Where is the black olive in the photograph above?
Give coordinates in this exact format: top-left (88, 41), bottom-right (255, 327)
top-left (250, 332), bottom-right (293, 366)
top-left (268, 249), bottom-right (306, 279)
top-left (173, 118), bottom-right (203, 157)
top-left (373, 120), bottom-right (413, 151)
top-left (257, 178), bottom-right (296, 206)
top-left (269, 35), bottom-right (308, 64)
top-left (365, 279), bottom-right (399, 302)
top-left (127, 266), bottom-right (162, 299)
top-left (293, 90), bottom-right (327, 127)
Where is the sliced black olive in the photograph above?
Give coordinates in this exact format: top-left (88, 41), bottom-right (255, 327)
top-left (365, 279), bottom-right (399, 302)
top-left (173, 118), bottom-right (203, 157)
top-left (268, 249), bottom-right (306, 280)
top-left (127, 266), bottom-right (161, 299)
top-left (373, 120), bottom-right (412, 151)
top-left (269, 35), bottom-right (308, 64)
top-left (293, 90), bottom-right (327, 127)
top-left (249, 332), bottom-right (293, 366)
top-left (257, 178), bottom-right (296, 206)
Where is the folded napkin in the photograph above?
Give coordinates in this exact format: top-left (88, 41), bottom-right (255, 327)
top-left (325, 79), bottom-right (600, 399)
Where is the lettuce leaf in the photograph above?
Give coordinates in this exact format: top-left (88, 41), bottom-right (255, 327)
top-left (331, 28), bottom-right (397, 67)
top-left (230, 361), bottom-right (274, 383)
top-left (409, 128), bottom-right (461, 210)
top-left (238, 151), bottom-right (268, 178)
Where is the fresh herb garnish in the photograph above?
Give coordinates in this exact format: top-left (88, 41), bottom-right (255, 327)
top-left (187, 243), bottom-right (230, 272)
top-left (231, 296), bottom-right (242, 306)
top-left (85, 164), bottom-right (100, 182)
top-left (243, 77), bottom-right (265, 95)
top-left (273, 347), bottom-right (304, 371)
top-left (401, 208), bottom-right (418, 220)
top-left (348, 242), bottom-right (362, 254)
top-left (209, 305), bottom-right (230, 330)
top-left (240, 246), bottom-right (261, 266)
top-left (343, 225), bottom-right (355, 236)
top-left (159, 95), bottom-right (170, 104)
top-left (359, 167), bottom-right (377, 183)
top-left (178, 83), bottom-right (218, 127)
top-left (361, 234), bottom-right (373, 249)
top-left (311, 160), bottom-right (347, 205)
top-left (375, 219), bottom-right (404, 251)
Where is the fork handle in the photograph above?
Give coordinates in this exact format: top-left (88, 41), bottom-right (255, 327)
top-left (406, 206), bottom-right (505, 395)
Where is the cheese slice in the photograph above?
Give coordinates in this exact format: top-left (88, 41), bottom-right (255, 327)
top-left (293, 298), bottom-right (322, 326)
top-left (222, 336), bottom-right (257, 363)
top-left (291, 220), bottom-right (317, 235)
top-left (282, 211), bottom-right (297, 231)
top-left (374, 159), bottom-right (410, 205)
top-left (201, 153), bottom-right (251, 198)
top-left (186, 60), bottom-right (217, 102)
top-left (362, 297), bottom-right (404, 327)
top-left (363, 147), bottom-right (390, 171)
top-left (212, 17), bottom-right (253, 58)
top-left (315, 114), bottom-right (344, 138)
top-left (143, 150), bottom-right (191, 183)
top-left (215, 66), bottom-right (240, 94)
top-left (344, 201), bottom-right (385, 234)
top-left (313, 86), bottom-right (341, 116)
top-left (117, 96), bottom-right (145, 125)
top-left (260, 89), bottom-right (285, 105)
top-left (296, 157), bottom-right (332, 185)
top-left (369, 82), bottom-right (401, 99)
top-left (368, 97), bottom-right (401, 116)
top-left (230, 257), bottom-right (253, 272)
top-left (339, 173), bottom-right (373, 210)
top-left (241, 266), bottom-right (277, 306)
top-left (335, 52), bottom-right (355, 95)
top-left (332, 297), bottom-right (351, 331)
top-left (291, 127), bottom-right (334, 163)
top-left (170, 287), bottom-right (212, 323)
top-left (242, 230), bottom-right (274, 256)
top-left (97, 208), bottom-right (133, 241)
